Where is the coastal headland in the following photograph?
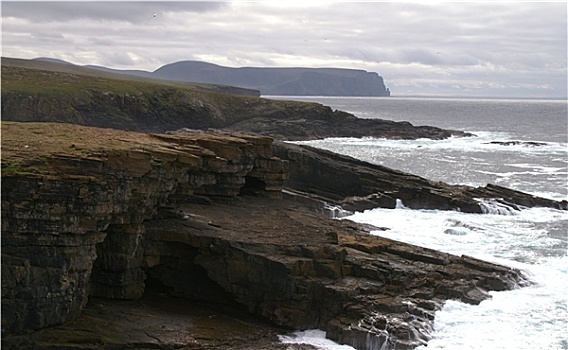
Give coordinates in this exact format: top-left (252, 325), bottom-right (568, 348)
top-left (2, 58), bottom-right (566, 349)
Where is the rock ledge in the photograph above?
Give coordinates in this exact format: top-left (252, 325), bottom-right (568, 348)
top-left (2, 122), bottom-right (560, 350)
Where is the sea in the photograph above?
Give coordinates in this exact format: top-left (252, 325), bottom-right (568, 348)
top-left (268, 96), bottom-right (568, 350)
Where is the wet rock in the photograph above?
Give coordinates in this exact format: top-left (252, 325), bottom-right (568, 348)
top-left (140, 197), bottom-right (527, 349)
top-left (4, 291), bottom-right (306, 350)
top-left (486, 140), bottom-right (548, 147)
top-left (273, 142), bottom-right (568, 212)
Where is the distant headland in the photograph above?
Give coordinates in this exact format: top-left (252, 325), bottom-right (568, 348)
top-left (35, 57), bottom-right (391, 97)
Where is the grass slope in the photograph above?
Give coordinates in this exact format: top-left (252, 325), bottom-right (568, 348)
top-left (2, 57), bottom-right (258, 94)
top-left (1, 57), bottom-right (327, 135)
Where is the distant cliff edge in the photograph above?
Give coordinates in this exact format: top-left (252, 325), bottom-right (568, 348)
top-left (34, 57), bottom-right (390, 96)
top-left (151, 61), bottom-right (391, 97)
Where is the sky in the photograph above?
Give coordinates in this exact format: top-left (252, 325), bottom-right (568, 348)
top-left (1, 1), bottom-right (567, 98)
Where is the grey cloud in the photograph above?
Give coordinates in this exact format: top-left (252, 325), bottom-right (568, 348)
top-left (1, 1), bottom-right (565, 98)
top-left (398, 49), bottom-right (444, 66)
top-left (100, 51), bottom-right (137, 67)
top-left (30, 31), bottom-right (65, 40)
top-left (2, 1), bottom-right (226, 23)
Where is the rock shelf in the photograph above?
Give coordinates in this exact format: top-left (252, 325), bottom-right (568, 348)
top-left (2, 122), bottom-right (564, 349)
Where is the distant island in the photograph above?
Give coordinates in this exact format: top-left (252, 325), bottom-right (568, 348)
top-left (36, 57), bottom-right (391, 97)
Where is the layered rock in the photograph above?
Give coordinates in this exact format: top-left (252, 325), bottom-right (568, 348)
top-left (142, 197), bottom-right (528, 349)
top-left (1, 122), bottom-right (287, 335)
top-left (2, 122), bottom-right (565, 350)
top-left (273, 141), bottom-right (568, 213)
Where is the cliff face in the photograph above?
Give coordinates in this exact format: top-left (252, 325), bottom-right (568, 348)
top-left (152, 61), bottom-right (391, 97)
top-left (2, 62), bottom-right (460, 142)
top-left (1, 122), bottom-right (287, 335)
top-left (4, 122), bottom-right (564, 350)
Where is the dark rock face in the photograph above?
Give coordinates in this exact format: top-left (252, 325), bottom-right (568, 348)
top-left (1, 124), bottom-right (287, 336)
top-left (2, 123), bottom-right (565, 349)
top-left (225, 108), bottom-right (471, 141)
top-left (273, 141), bottom-right (568, 213)
top-left (142, 198), bottom-right (528, 350)
top-left (486, 140), bottom-right (549, 147)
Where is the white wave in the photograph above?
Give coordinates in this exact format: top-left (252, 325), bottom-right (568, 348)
top-left (395, 198), bottom-right (408, 209)
top-left (506, 163), bottom-right (567, 173)
top-left (345, 206), bottom-right (568, 350)
top-left (476, 198), bottom-right (522, 215)
top-left (294, 131), bottom-right (568, 155)
top-left (416, 257), bottom-right (568, 350)
top-left (293, 133), bottom-right (567, 200)
top-left (279, 329), bottom-right (356, 350)
top-left (323, 203), bottom-right (353, 219)
top-left (526, 190), bottom-right (568, 202)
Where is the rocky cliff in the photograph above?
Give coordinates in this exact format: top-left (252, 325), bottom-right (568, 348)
top-left (2, 59), bottom-right (423, 141)
top-left (271, 141), bottom-right (568, 213)
top-left (3, 122), bottom-right (565, 350)
top-left (151, 61), bottom-right (391, 97)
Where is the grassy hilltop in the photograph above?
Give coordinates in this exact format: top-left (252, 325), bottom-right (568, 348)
top-left (1, 57), bottom-right (467, 141)
top-left (1, 57), bottom-right (326, 134)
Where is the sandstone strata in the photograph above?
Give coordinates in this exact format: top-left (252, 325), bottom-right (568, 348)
top-left (2, 122), bottom-right (565, 350)
top-left (1, 122), bottom-right (287, 334)
top-left (141, 196), bottom-right (528, 349)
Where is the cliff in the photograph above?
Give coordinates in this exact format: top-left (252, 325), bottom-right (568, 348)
top-left (151, 61), bottom-right (391, 96)
top-left (3, 122), bottom-right (565, 349)
top-left (34, 57), bottom-right (391, 97)
top-left (1, 58), bottom-right (460, 141)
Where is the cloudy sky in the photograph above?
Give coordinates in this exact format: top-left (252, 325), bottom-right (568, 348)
top-left (2, 1), bottom-right (567, 98)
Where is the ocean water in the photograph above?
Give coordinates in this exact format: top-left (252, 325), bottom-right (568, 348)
top-left (269, 96), bottom-right (568, 350)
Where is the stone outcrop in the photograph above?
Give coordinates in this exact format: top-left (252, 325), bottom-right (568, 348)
top-left (272, 141), bottom-right (568, 213)
top-left (486, 140), bottom-right (548, 147)
top-left (141, 197), bottom-right (528, 349)
top-left (2, 122), bottom-right (565, 349)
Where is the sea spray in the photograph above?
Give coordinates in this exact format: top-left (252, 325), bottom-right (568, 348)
top-left (276, 96), bottom-right (567, 350)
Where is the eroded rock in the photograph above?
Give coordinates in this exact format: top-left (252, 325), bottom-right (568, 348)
top-left (1, 123), bottom-right (287, 336)
top-left (141, 196), bottom-right (528, 349)
top-left (273, 141), bottom-right (568, 212)
top-left (2, 122), bottom-right (563, 350)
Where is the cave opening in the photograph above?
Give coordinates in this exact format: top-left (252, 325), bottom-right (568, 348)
top-left (66, 233), bottom-right (282, 350)
top-left (88, 231), bottom-right (239, 309)
top-left (239, 175), bottom-right (267, 196)
top-left (143, 243), bottom-right (236, 306)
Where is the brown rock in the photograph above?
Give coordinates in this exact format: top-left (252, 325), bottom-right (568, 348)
top-left (3, 122), bottom-right (561, 350)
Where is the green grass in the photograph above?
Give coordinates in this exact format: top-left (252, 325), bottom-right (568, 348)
top-left (1, 57), bottom-right (257, 97)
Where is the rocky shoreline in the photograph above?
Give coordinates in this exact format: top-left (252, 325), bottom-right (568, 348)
top-left (2, 59), bottom-right (470, 141)
top-left (3, 122), bottom-right (565, 350)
